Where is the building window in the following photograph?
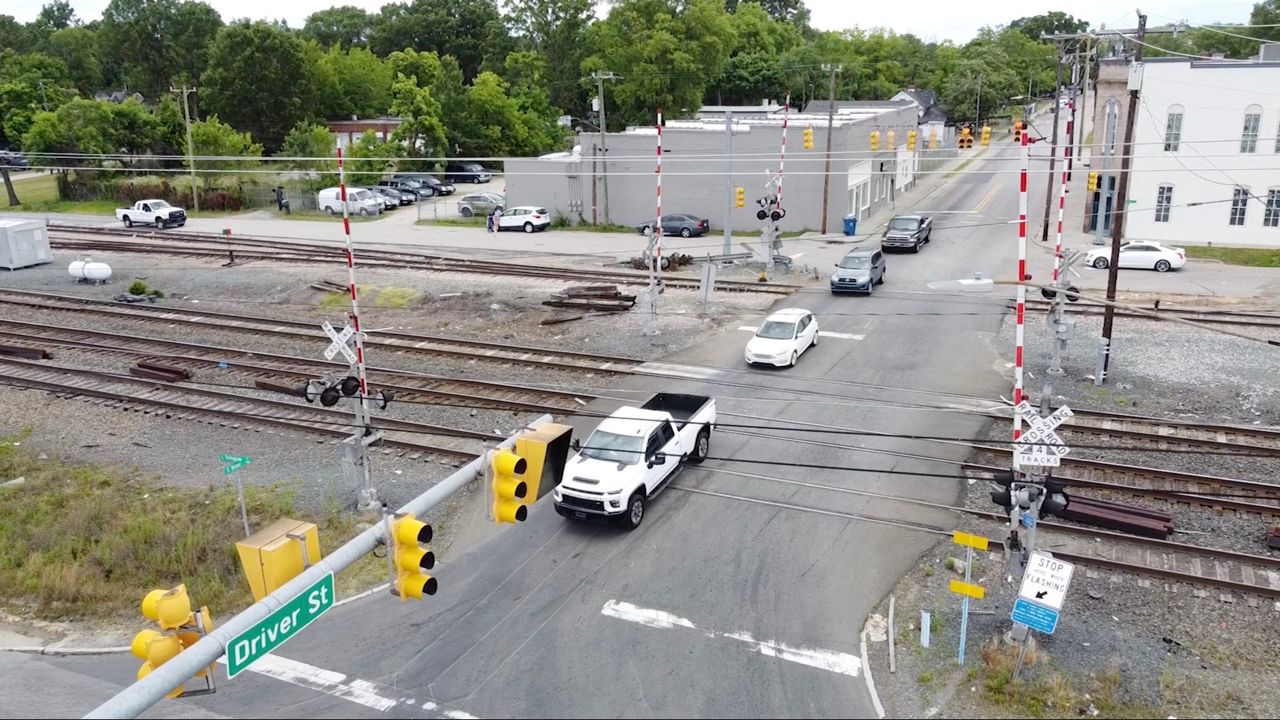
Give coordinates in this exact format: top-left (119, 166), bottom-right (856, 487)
top-left (1265, 189), bottom-right (1280, 228)
top-left (1155, 185), bottom-right (1173, 222)
top-left (1229, 187), bottom-right (1249, 226)
top-left (1241, 105), bottom-right (1262, 153)
top-left (1163, 106), bottom-right (1183, 151)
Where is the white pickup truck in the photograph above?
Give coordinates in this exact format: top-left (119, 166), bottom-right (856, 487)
top-left (116, 199), bottom-right (187, 229)
top-left (554, 393), bottom-right (715, 530)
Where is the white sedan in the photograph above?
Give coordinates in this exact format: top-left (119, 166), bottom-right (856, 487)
top-left (496, 206), bottom-right (551, 233)
top-left (744, 308), bottom-right (819, 368)
top-left (1085, 242), bottom-right (1186, 272)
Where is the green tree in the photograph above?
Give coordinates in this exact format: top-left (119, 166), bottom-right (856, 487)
top-left (279, 121), bottom-right (336, 170)
top-left (1253, 0), bottom-right (1280, 42)
top-left (386, 48), bottom-right (442, 88)
top-left (33, 1), bottom-right (78, 32)
top-left (432, 56), bottom-right (469, 155)
top-left (301, 6), bottom-right (372, 49)
top-left (1009, 12), bottom-right (1088, 41)
top-left (46, 27), bottom-right (101, 93)
top-left (0, 50), bottom-right (75, 149)
top-left (99, 0), bottom-right (223, 97)
top-left (21, 98), bottom-right (116, 166)
top-left (201, 20), bottom-right (310, 152)
top-left (188, 114), bottom-right (262, 177)
top-left (506, 0), bottom-right (593, 114)
top-left (106, 99), bottom-right (161, 156)
top-left (345, 129), bottom-right (401, 181)
top-left (582, 0), bottom-right (734, 126)
top-left (388, 75), bottom-right (448, 168)
top-left (368, 0), bottom-right (510, 80)
top-left (0, 15), bottom-right (33, 52)
top-left (501, 50), bottom-right (569, 152)
top-left (318, 45), bottom-right (392, 120)
top-left (457, 72), bottom-right (528, 157)
top-left (725, 0), bottom-right (810, 27)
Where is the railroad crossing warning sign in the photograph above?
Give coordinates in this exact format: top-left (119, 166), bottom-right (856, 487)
top-left (1018, 550), bottom-right (1075, 611)
top-left (321, 320), bottom-right (357, 363)
top-left (1013, 401), bottom-right (1073, 467)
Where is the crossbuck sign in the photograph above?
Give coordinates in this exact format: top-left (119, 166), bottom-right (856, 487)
top-left (1013, 401), bottom-right (1073, 467)
top-left (321, 320), bottom-right (357, 364)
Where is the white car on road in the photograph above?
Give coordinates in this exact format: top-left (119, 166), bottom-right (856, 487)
top-left (1085, 242), bottom-right (1186, 272)
top-left (744, 308), bottom-right (819, 367)
top-left (497, 206), bottom-right (551, 233)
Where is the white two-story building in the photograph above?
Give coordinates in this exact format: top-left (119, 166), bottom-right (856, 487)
top-left (1119, 49), bottom-right (1280, 248)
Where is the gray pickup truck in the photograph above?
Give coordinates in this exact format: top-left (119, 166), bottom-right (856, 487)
top-left (882, 214), bottom-right (932, 252)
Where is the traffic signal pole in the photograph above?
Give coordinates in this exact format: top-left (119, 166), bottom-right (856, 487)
top-left (819, 64), bottom-right (840, 235)
top-left (86, 417), bottom-right (552, 719)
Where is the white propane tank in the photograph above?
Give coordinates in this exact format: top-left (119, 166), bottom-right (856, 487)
top-left (69, 259), bottom-right (112, 283)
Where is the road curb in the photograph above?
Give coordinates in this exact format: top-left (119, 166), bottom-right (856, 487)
top-left (860, 626), bottom-right (886, 719)
top-left (2, 645), bottom-right (130, 655)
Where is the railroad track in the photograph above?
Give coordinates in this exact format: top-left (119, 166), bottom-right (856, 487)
top-left (0, 289), bottom-right (645, 375)
top-left (0, 318), bottom-right (596, 415)
top-left (1017, 297), bottom-right (1280, 328)
top-left (47, 224), bottom-right (800, 295)
top-left (0, 355), bottom-right (497, 461)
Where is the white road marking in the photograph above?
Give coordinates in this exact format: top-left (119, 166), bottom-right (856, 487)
top-left (601, 600), bottom-right (861, 678)
top-left (635, 362), bottom-right (727, 380)
top-left (860, 627), bottom-right (886, 719)
top-left (737, 326), bottom-right (864, 341)
top-left (217, 655), bottom-right (478, 718)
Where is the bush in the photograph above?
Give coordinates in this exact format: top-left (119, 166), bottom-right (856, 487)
top-left (127, 280), bottom-right (149, 296)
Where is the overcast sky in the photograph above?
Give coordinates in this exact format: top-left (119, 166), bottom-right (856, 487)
top-left (8, 0), bottom-right (1260, 45)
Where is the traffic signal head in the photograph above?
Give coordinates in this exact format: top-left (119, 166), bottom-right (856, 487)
top-left (735, 186), bottom-right (745, 208)
top-left (1013, 120), bottom-right (1024, 140)
top-left (907, 129), bottom-right (918, 151)
top-left (803, 126), bottom-right (814, 150)
top-left (142, 585), bottom-right (192, 630)
top-left (886, 129), bottom-right (896, 149)
top-left (928, 128), bottom-right (938, 149)
top-left (1087, 171), bottom-right (1099, 192)
top-left (981, 125), bottom-right (992, 146)
top-left (869, 130), bottom-right (880, 151)
top-left (491, 448), bottom-right (529, 524)
top-left (391, 513), bottom-right (436, 600)
top-left (133, 585), bottom-right (196, 698)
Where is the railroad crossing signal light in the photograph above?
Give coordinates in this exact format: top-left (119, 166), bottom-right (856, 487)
top-left (907, 129), bottom-right (917, 151)
top-left (802, 126), bottom-right (814, 150)
top-left (735, 186), bottom-right (745, 208)
top-left (132, 585), bottom-right (214, 698)
top-left (491, 448), bottom-right (529, 524)
top-left (981, 125), bottom-right (992, 147)
top-left (1087, 171), bottom-right (1099, 193)
top-left (390, 513), bottom-right (436, 600)
top-left (869, 130), bottom-right (880, 151)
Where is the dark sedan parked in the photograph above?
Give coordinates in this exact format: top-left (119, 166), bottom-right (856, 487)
top-left (371, 186), bottom-right (413, 206)
top-left (395, 174), bottom-right (454, 196)
top-left (636, 214), bottom-right (710, 238)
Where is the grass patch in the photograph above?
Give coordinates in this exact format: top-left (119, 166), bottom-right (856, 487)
top-left (417, 217), bottom-right (486, 228)
top-left (1184, 245), bottom-right (1280, 267)
top-left (269, 209), bottom-right (379, 222)
top-left (0, 431), bottom-right (383, 620)
top-left (371, 287), bottom-right (420, 308)
top-left (319, 285), bottom-right (421, 309)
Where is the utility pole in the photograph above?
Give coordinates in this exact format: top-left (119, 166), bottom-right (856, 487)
top-left (819, 64), bottom-right (841, 235)
top-left (1039, 42), bottom-right (1065, 244)
top-left (1075, 38), bottom-right (1090, 163)
top-left (591, 71), bottom-right (620, 226)
top-left (1099, 12), bottom-right (1146, 384)
top-left (171, 86), bottom-right (200, 212)
top-left (723, 111), bottom-right (733, 255)
top-left (976, 74), bottom-right (982, 125)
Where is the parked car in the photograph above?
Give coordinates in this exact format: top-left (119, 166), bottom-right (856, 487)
top-left (830, 247), bottom-right (886, 294)
top-left (0, 150), bottom-right (30, 169)
top-left (396, 174), bottom-right (454, 196)
top-left (115, 199), bottom-right (187, 229)
top-left (457, 193), bottom-right (505, 217)
top-left (371, 186), bottom-right (413, 206)
top-left (744, 308), bottom-right (819, 368)
top-left (445, 161), bottom-right (493, 184)
top-left (1085, 242), bottom-right (1186, 272)
top-left (317, 187), bottom-right (383, 216)
top-left (882, 214), bottom-right (933, 252)
top-left (554, 393), bottom-right (715, 530)
top-left (636, 214), bottom-right (710, 238)
top-left (378, 178), bottom-right (431, 199)
top-left (496, 206), bottom-right (550, 233)
top-left (362, 187), bottom-right (398, 211)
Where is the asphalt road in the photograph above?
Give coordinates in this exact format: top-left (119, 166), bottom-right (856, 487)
top-left (24, 140), bottom-right (1046, 719)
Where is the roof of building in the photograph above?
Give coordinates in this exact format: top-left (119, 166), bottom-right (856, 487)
top-left (920, 105), bottom-right (948, 123)
top-left (802, 99), bottom-right (913, 114)
top-left (898, 89), bottom-right (938, 108)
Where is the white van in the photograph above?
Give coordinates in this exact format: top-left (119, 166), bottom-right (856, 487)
top-left (317, 187), bottom-right (383, 216)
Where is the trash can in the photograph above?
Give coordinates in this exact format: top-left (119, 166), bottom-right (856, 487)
top-left (843, 214), bottom-right (858, 236)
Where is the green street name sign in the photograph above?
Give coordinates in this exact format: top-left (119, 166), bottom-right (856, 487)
top-left (227, 573), bottom-right (334, 679)
top-left (220, 453), bottom-right (252, 474)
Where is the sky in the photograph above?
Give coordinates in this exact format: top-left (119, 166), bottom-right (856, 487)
top-left (7, 0), bottom-right (1262, 46)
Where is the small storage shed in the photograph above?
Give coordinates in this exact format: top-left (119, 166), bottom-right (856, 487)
top-left (0, 217), bottom-right (53, 270)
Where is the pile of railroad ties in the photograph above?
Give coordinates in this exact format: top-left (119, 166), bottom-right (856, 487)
top-left (541, 285), bottom-right (635, 324)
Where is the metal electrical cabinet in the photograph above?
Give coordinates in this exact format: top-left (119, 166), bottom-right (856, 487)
top-left (236, 519), bottom-right (322, 601)
top-left (0, 218), bottom-right (53, 270)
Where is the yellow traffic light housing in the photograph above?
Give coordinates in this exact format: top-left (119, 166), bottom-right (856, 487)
top-left (981, 125), bottom-right (992, 147)
top-left (906, 129), bottom-right (917, 151)
top-left (1013, 120), bottom-right (1024, 141)
top-left (491, 449), bottom-right (529, 524)
top-left (389, 513), bottom-right (436, 601)
top-left (1087, 171), bottom-right (1099, 193)
top-left (802, 126), bottom-right (814, 150)
top-left (132, 584), bottom-right (215, 698)
top-left (869, 130), bottom-right (880, 152)
top-left (514, 422), bottom-right (573, 502)
top-left (928, 128), bottom-right (938, 149)
top-left (735, 186), bottom-right (745, 208)
top-left (886, 129), bottom-right (896, 149)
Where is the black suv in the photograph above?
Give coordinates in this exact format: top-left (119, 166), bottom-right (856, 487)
top-left (445, 161), bottom-right (493, 184)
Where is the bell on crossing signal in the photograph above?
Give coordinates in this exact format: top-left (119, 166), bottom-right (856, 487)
top-left (735, 186), bottom-right (745, 208)
top-left (802, 127), bottom-right (814, 150)
top-left (869, 130), bottom-right (880, 152)
top-left (389, 513), bottom-right (436, 600)
top-left (490, 448), bottom-right (529, 524)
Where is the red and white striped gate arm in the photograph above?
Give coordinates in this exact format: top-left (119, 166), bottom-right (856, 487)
top-left (335, 142), bottom-right (370, 407)
top-left (1013, 128), bottom-right (1029, 471)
